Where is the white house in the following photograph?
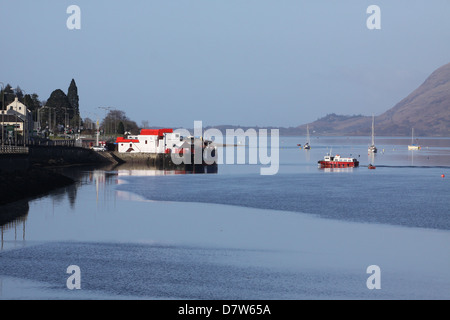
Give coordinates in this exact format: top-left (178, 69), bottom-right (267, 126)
top-left (1, 97), bottom-right (33, 139)
top-left (116, 129), bottom-right (189, 154)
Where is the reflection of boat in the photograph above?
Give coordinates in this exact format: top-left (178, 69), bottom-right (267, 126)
top-left (408, 128), bottom-right (421, 150)
top-left (318, 154), bottom-right (359, 168)
top-left (368, 115), bottom-right (377, 153)
top-left (304, 124), bottom-right (311, 150)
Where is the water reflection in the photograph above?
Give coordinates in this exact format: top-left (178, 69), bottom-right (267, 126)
top-left (321, 168), bottom-right (357, 173)
top-left (0, 163), bottom-right (218, 248)
top-left (0, 201), bottom-right (28, 250)
top-left (115, 162), bottom-right (218, 178)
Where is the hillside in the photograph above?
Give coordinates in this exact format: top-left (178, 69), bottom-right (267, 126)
top-left (296, 62), bottom-right (450, 137)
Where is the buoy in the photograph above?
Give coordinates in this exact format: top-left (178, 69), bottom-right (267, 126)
top-left (442, 174), bottom-right (445, 178)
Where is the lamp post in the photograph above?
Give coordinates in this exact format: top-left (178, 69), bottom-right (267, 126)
top-left (63, 106), bottom-right (68, 139)
top-left (39, 105), bottom-right (55, 137)
top-left (0, 82), bottom-right (4, 148)
top-left (48, 106), bottom-right (55, 135)
top-left (112, 108), bottom-right (118, 135)
top-left (84, 111), bottom-right (100, 147)
top-left (13, 93), bottom-right (17, 146)
top-left (98, 106), bottom-right (111, 137)
top-left (21, 89), bottom-right (27, 147)
top-left (37, 106), bottom-right (47, 136)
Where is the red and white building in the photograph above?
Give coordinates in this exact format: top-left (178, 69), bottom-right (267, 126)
top-left (116, 129), bottom-right (190, 154)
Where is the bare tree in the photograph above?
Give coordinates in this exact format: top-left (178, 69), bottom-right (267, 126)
top-left (141, 120), bottom-right (149, 129)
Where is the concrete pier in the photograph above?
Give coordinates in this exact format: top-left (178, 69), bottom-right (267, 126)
top-left (109, 151), bottom-right (218, 173)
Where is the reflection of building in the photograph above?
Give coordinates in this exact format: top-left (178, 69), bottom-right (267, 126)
top-left (0, 97), bottom-right (33, 139)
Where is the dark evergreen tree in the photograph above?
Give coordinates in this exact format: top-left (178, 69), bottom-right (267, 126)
top-left (1, 84), bottom-right (15, 107)
top-left (23, 93), bottom-right (42, 124)
top-left (23, 95), bottom-right (33, 109)
top-left (67, 79), bottom-right (80, 127)
top-left (45, 89), bottom-right (72, 131)
top-left (14, 86), bottom-right (24, 101)
top-left (118, 121), bottom-right (125, 135)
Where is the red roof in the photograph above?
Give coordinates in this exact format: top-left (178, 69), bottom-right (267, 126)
top-left (116, 137), bottom-right (139, 143)
top-left (140, 129), bottom-right (173, 136)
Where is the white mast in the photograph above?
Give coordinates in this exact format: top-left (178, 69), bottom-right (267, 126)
top-left (307, 124), bottom-right (310, 144)
top-left (371, 114), bottom-right (375, 146)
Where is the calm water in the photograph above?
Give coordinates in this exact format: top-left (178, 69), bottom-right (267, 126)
top-left (119, 135), bottom-right (450, 229)
top-left (1, 136), bottom-right (449, 299)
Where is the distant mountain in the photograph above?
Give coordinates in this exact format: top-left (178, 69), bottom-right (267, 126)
top-left (295, 62), bottom-right (450, 137)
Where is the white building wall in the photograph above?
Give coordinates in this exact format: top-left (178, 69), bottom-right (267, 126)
top-left (117, 132), bottom-right (185, 154)
top-left (2, 97), bottom-right (33, 135)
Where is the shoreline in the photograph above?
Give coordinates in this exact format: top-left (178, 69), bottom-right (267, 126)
top-left (0, 165), bottom-right (75, 206)
top-left (0, 145), bottom-right (116, 207)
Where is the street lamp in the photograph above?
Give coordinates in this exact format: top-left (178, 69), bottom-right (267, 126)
top-left (20, 89), bottom-right (28, 146)
top-left (0, 82), bottom-right (4, 148)
top-left (85, 111), bottom-right (100, 147)
top-left (37, 105), bottom-right (48, 136)
top-left (98, 106), bottom-right (112, 137)
top-left (38, 105), bottom-right (55, 137)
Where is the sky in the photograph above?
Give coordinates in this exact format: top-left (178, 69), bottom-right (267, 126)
top-left (1, 0), bottom-right (449, 129)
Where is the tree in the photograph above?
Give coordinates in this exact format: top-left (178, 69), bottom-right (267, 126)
top-left (141, 120), bottom-right (149, 129)
top-left (26, 93), bottom-right (43, 125)
top-left (67, 79), bottom-right (80, 128)
top-left (24, 93), bottom-right (42, 117)
top-left (101, 109), bottom-right (139, 135)
top-left (14, 86), bottom-right (24, 101)
top-left (45, 89), bottom-right (72, 132)
top-left (117, 121), bottom-right (125, 135)
top-left (1, 84), bottom-right (15, 107)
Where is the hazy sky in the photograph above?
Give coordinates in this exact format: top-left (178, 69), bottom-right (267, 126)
top-left (1, 0), bottom-right (449, 128)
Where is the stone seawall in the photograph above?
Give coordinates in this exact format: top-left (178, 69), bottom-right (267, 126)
top-left (111, 151), bottom-right (218, 173)
top-left (29, 146), bottom-right (113, 166)
top-left (0, 146), bottom-right (113, 207)
top-left (111, 152), bottom-right (163, 166)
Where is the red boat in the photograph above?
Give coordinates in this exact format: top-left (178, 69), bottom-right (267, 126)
top-left (318, 154), bottom-right (359, 168)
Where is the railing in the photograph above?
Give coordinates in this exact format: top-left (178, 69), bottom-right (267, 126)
top-left (0, 139), bottom-right (76, 153)
top-left (0, 145), bottom-right (29, 154)
top-left (28, 139), bottom-right (76, 147)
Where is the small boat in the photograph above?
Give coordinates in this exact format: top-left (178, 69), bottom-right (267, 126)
top-left (408, 128), bottom-right (421, 150)
top-left (368, 115), bottom-right (377, 153)
top-left (318, 154), bottom-right (359, 168)
top-left (368, 164), bottom-right (376, 169)
top-left (304, 125), bottom-right (311, 150)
